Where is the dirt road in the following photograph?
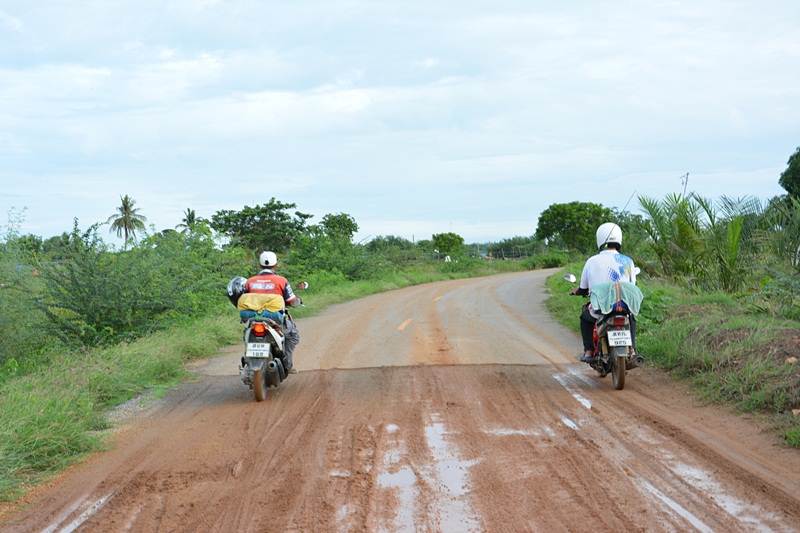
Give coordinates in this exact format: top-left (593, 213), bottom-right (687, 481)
top-left (4, 270), bottom-right (800, 532)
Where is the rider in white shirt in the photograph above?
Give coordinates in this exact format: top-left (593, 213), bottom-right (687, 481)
top-left (570, 223), bottom-right (637, 363)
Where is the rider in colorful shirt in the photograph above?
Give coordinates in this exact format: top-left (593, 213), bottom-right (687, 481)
top-left (245, 251), bottom-right (302, 373)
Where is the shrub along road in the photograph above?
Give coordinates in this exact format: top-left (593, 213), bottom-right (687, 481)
top-left (4, 270), bottom-right (800, 531)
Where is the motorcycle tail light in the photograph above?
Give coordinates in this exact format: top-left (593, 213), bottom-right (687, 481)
top-left (253, 323), bottom-right (267, 337)
top-left (611, 316), bottom-right (628, 326)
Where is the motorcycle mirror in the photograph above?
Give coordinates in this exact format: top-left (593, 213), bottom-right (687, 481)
top-left (296, 281), bottom-right (309, 290)
top-left (563, 274), bottom-right (576, 283)
top-left (633, 267), bottom-right (641, 276)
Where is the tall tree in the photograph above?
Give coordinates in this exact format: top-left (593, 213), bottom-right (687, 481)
top-left (431, 232), bottom-right (464, 256)
top-left (320, 212), bottom-right (359, 242)
top-left (210, 198), bottom-right (312, 253)
top-left (779, 146), bottom-right (800, 199)
top-left (535, 201), bottom-right (613, 253)
top-left (107, 195), bottom-right (147, 246)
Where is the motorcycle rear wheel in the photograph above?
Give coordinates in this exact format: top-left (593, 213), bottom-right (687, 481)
top-left (253, 368), bottom-right (267, 402)
top-left (611, 346), bottom-right (627, 390)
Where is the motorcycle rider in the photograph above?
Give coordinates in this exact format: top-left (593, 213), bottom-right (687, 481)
top-left (570, 223), bottom-right (637, 363)
top-left (245, 251), bottom-right (302, 374)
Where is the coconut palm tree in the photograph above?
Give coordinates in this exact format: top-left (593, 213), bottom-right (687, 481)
top-left (176, 208), bottom-right (202, 235)
top-left (107, 194), bottom-right (147, 246)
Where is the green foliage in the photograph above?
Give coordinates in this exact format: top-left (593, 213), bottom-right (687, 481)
top-left (319, 212), bottom-right (359, 242)
top-left (0, 229), bottom-right (56, 371)
top-left (364, 235), bottom-right (418, 266)
top-left (484, 235), bottom-right (544, 259)
top-left (637, 286), bottom-right (673, 328)
top-left (37, 223), bottom-right (249, 346)
top-left (611, 209), bottom-right (651, 261)
top-left (639, 193), bottom-right (765, 293)
top-left (786, 424), bottom-right (800, 447)
top-left (751, 272), bottom-right (800, 320)
top-left (41, 231), bottom-right (77, 261)
top-left (639, 193), bottom-right (705, 278)
top-left (779, 146), bottom-right (800, 198)
top-left (535, 201), bottom-right (613, 254)
top-left (431, 232), bottom-right (465, 256)
top-left (210, 198), bottom-right (313, 253)
top-left (762, 196), bottom-right (800, 270)
top-left (5, 234), bottom-right (43, 264)
top-left (543, 262), bottom-right (584, 333)
top-left (524, 251), bottom-right (572, 269)
top-left (285, 231), bottom-right (385, 282)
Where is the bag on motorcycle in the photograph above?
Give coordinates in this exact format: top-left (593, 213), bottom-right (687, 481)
top-left (237, 293), bottom-right (285, 323)
top-left (590, 281), bottom-right (643, 315)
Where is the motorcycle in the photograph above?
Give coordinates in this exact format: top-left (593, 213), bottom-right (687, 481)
top-left (227, 278), bottom-right (308, 402)
top-left (565, 274), bottom-right (644, 390)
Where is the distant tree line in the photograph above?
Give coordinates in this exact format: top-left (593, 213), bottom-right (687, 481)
top-left (2, 145), bottom-right (799, 366)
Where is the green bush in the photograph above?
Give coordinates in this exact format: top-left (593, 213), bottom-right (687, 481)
top-left (37, 226), bottom-right (249, 347)
top-left (524, 251), bottom-right (572, 270)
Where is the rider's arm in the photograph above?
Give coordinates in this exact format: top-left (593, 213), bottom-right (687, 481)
top-left (283, 281), bottom-right (302, 307)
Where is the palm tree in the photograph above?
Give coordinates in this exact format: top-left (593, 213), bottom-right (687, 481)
top-left (107, 194), bottom-right (147, 246)
top-left (176, 208), bottom-right (202, 235)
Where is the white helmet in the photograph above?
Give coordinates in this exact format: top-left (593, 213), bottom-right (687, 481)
top-left (596, 223), bottom-right (622, 250)
top-left (259, 251), bottom-right (278, 268)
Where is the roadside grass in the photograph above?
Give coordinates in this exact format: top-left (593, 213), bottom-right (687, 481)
top-left (544, 267), bottom-right (800, 447)
top-left (0, 314), bottom-right (239, 501)
top-left (0, 259), bottom-right (527, 502)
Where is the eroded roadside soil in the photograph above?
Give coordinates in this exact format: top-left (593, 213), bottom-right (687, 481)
top-left (3, 270), bottom-right (800, 532)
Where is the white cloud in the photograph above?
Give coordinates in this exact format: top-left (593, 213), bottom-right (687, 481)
top-left (0, 10), bottom-right (22, 31)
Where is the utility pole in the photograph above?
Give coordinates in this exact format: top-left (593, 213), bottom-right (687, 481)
top-left (680, 173), bottom-right (689, 197)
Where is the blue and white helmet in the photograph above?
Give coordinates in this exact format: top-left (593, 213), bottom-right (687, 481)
top-left (226, 276), bottom-right (247, 307)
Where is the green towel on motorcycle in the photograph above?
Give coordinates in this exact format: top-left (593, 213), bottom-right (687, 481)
top-left (590, 281), bottom-right (643, 316)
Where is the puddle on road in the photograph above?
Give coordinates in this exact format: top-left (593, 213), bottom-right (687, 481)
top-left (422, 414), bottom-right (481, 531)
top-left (43, 494), bottom-right (113, 533)
top-left (560, 416), bottom-right (580, 431)
top-left (371, 413), bottom-right (482, 532)
top-left (485, 428), bottom-right (546, 437)
top-left (635, 478), bottom-right (716, 533)
top-left (670, 461), bottom-right (783, 531)
top-left (623, 420), bottom-right (786, 531)
top-left (376, 466), bottom-right (417, 533)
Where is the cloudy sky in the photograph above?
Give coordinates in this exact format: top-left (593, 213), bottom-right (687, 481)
top-left (1, 1), bottom-right (798, 246)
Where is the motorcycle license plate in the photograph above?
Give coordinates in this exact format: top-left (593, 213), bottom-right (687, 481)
top-left (608, 330), bottom-right (632, 346)
top-left (246, 343), bottom-right (271, 358)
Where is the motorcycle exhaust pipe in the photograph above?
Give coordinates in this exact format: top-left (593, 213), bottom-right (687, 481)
top-left (627, 355), bottom-right (645, 370)
top-left (267, 360), bottom-right (279, 373)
